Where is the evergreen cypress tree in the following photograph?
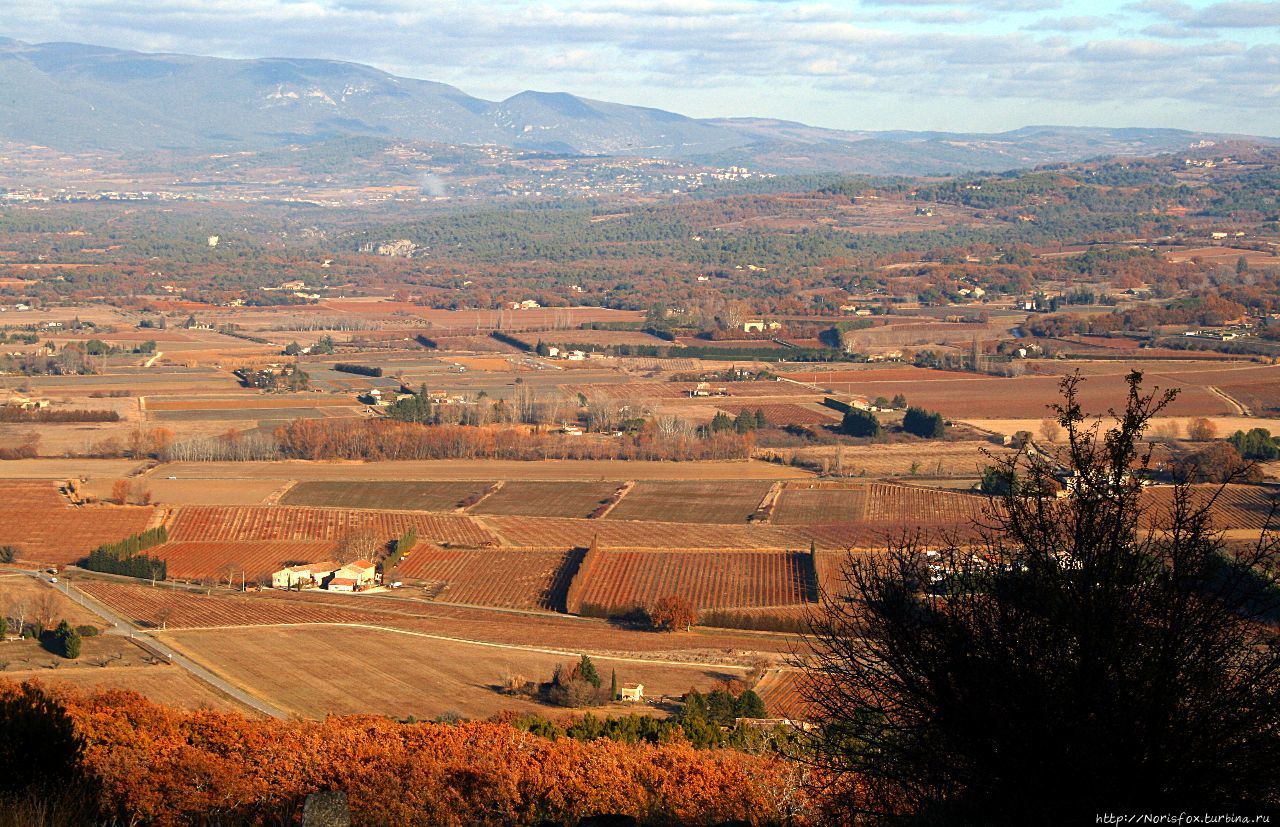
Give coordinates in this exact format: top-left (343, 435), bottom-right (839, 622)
top-left (578, 655), bottom-right (601, 689)
top-left (63, 628), bottom-right (81, 659)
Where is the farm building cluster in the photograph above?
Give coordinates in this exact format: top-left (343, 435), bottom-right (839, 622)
top-left (270, 559), bottom-right (378, 592)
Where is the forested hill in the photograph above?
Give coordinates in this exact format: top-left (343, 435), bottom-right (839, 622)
top-left (0, 37), bottom-right (1273, 174)
top-left (3, 148), bottom-right (1276, 319)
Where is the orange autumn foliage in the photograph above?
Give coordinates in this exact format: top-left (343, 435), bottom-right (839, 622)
top-left (6, 680), bottom-right (813, 825)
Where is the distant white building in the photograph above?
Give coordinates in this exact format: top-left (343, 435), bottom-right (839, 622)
top-left (271, 561), bottom-right (339, 590)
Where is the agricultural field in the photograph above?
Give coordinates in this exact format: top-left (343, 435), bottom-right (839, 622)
top-left (772, 483), bottom-right (869, 524)
top-left (605, 480), bottom-right (774, 524)
top-left (20, 369), bottom-right (242, 395)
top-left (543, 330), bottom-right (673, 348)
top-left (144, 396), bottom-right (358, 411)
top-left (0, 458), bottom-right (148, 480)
top-left (75, 580), bottom-right (383, 629)
top-left (470, 481), bottom-right (622, 519)
top-left (772, 441), bottom-right (1003, 479)
top-left (863, 482), bottom-right (986, 526)
top-left (280, 480), bottom-right (493, 511)
top-left (793, 364), bottom-right (1238, 419)
top-left (0, 571), bottom-right (109, 629)
top-left (560, 381), bottom-right (689, 401)
top-left (0, 480), bottom-right (157, 566)
top-left (156, 540), bottom-right (341, 582)
top-left (1216, 383), bottom-right (1280, 416)
top-left (132, 478), bottom-right (289, 506)
top-left (0, 634), bottom-right (143, 674)
top-left (395, 547), bottom-right (580, 611)
top-left (168, 505), bottom-right (500, 547)
top-left (149, 407), bottom-right (350, 422)
top-left (1141, 485), bottom-right (1279, 532)
top-left (141, 458), bottom-right (810, 482)
top-left (673, 337), bottom-right (786, 350)
top-left (158, 625), bottom-right (745, 720)
top-left (717, 382), bottom-right (816, 398)
top-left (566, 549), bottom-right (816, 614)
top-left (786, 366), bottom-right (992, 384)
top-left (752, 669), bottom-right (816, 720)
top-left (0, 661), bottom-right (250, 713)
top-left (715, 403), bottom-right (840, 427)
top-left (483, 512), bottom-right (953, 551)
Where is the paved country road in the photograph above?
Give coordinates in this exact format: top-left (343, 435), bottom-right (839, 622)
top-left (17, 569), bottom-right (287, 719)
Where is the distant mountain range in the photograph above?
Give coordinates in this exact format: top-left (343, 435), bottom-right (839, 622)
top-left (1, 38), bottom-right (1274, 175)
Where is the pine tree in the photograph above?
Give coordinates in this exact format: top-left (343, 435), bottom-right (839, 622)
top-left (578, 655), bottom-right (602, 689)
top-left (738, 689), bottom-right (766, 719)
top-left (841, 408), bottom-right (881, 437)
top-left (63, 628), bottom-right (81, 659)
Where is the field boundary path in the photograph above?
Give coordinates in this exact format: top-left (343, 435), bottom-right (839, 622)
top-left (776, 375), bottom-right (828, 393)
top-left (460, 480), bottom-right (504, 512)
top-left (753, 482), bottom-right (784, 523)
top-left (21, 570), bottom-right (288, 719)
top-left (261, 480), bottom-right (298, 505)
top-left (1208, 385), bottom-right (1251, 417)
top-left (593, 481), bottom-right (634, 519)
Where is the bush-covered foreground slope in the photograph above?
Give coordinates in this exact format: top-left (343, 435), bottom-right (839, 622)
top-left (0, 679), bottom-right (812, 826)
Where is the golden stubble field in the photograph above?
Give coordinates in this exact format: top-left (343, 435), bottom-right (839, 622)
top-left (159, 624), bottom-right (748, 720)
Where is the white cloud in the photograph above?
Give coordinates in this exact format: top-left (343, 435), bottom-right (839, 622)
top-left (1025, 15), bottom-right (1110, 32)
top-left (0, 0), bottom-right (1276, 133)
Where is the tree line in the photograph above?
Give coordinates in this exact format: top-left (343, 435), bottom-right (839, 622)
top-left (81, 527), bottom-right (169, 580)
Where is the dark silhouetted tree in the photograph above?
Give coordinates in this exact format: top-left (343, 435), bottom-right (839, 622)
top-left (840, 408), bottom-right (881, 438)
top-left (802, 371), bottom-right (1280, 823)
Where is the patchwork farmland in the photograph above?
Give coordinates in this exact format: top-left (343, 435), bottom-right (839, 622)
top-left (565, 548), bottom-right (817, 615)
top-left (156, 540), bottom-right (341, 582)
top-left (76, 580), bottom-right (384, 629)
top-left (280, 480), bottom-right (493, 511)
top-left (394, 546), bottom-right (582, 610)
top-left (605, 480), bottom-right (774, 524)
top-left (470, 480), bottom-right (622, 519)
top-left (772, 483), bottom-right (869, 524)
top-left (863, 482), bottom-right (986, 525)
top-left (0, 480), bottom-right (157, 566)
top-left (714, 403), bottom-right (841, 426)
top-left (168, 505), bottom-right (500, 547)
top-left (1140, 484), bottom-right (1278, 532)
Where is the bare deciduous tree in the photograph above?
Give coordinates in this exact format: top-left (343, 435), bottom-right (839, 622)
top-left (32, 589), bottom-right (58, 631)
top-left (1188, 416), bottom-right (1218, 442)
top-left (1037, 416), bottom-right (1062, 443)
top-left (337, 529), bottom-right (383, 564)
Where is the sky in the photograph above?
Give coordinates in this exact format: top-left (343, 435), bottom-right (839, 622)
top-left (3, 0), bottom-right (1279, 135)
